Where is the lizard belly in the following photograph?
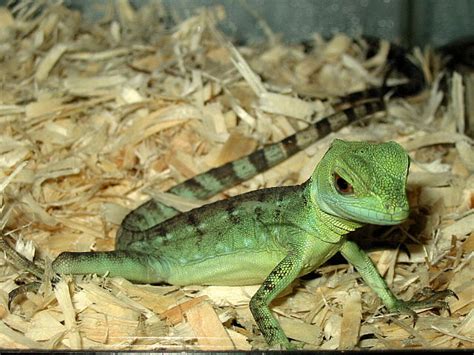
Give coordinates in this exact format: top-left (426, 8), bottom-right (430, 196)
top-left (164, 249), bottom-right (287, 286)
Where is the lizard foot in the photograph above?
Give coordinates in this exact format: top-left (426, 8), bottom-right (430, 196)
top-left (389, 287), bottom-right (458, 323)
top-left (8, 273), bottom-right (62, 309)
top-left (405, 287), bottom-right (458, 315)
top-left (267, 341), bottom-right (298, 351)
top-left (1, 235), bottom-right (48, 309)
top-left (8, 281), bottom-right (41, 309)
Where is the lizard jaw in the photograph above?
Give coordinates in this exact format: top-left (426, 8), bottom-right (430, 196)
top-left (318, 197), bottom-right (409, 226)
top-left (339, 204), bottom-right (409, 225)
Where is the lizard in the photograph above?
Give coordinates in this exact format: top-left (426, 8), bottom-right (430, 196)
top-left (50, 139), bottom-right (454, 348)
top-left (1, 38), bottom-right (456, 348)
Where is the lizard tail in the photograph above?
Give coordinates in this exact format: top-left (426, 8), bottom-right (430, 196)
top-left (117, 38), bottom-right (426, 241)
top-left (52, 250), bottom-right (168, 283)
top-left (117, 100), bottom-right (385, 239)
top-left (169, 100), bottom-right (386, 200)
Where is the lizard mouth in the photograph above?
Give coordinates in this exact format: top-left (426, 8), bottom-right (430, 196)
top-left (342, 205), bottom-right (409, 225)
top-left (377, 209), bottom-right (410, 225)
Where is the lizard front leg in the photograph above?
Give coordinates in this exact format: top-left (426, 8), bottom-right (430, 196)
top-left (340, 240), bottom-right (455, 317)
top-left (249, 252), bottom-right (304, 349)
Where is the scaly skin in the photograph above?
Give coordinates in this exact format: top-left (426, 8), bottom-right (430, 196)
top-left (53, 139), bottom-right (413, 347)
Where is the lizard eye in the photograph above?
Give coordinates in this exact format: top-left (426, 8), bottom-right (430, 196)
top-left (334, 173), bottom-right (354, 194)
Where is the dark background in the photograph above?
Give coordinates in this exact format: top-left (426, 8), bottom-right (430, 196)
top-left (58, 0), bottom-right (474, 47)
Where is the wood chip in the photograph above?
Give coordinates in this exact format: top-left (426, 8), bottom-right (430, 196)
top-left (439, 214), bottom-right (474, 252)
top-left (197, 285), bottom-right (258, 307)
top-left (0, 1), bottom-right (471, 351)
top-left (184, 301), bottom-right (235, 350)
top-left (339, 290), bottom-right (362, 349)
top-left (0, 321), bottom-right (45, 349)
top-left (213, 133), bottom-right (258, 166)
top-left (279, 316), bottom-right (322, 346)
top-left (161, 296), bottom-right (208, 326)
top-left (55, 280), bottom-right (82, 349)
top-left (24, 310), bottom-right (66, 341)
top-left (259, 92), bottom-right (319, 119)
top-left (35, 44), bottom-right (68, 83)
top-left (110, 278), bottom-right (178, 314)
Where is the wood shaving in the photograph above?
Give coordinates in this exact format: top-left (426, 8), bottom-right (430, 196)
top-left (0, 1), bottom-right (472, 351)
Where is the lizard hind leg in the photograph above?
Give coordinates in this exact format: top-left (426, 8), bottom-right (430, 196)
top-left (52, 250), bottom-right (168, 284)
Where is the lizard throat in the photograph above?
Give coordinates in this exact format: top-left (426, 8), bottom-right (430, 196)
top-left (304, 181), bottom-right (362, 237)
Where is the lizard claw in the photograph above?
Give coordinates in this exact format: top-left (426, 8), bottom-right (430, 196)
top-left (406, 287), bottom-right (457, 315)
top-left (8, 273), bottom-right (62, 310)
top-left (389, 287), bottom-right (457, 323)
top-left (8, 281), bottom-right (41, 309)
top-left (417, 287), bottom-right (458, 301)
top-left (389, 299), bottom-right (418, 325)
top-left (1, 235), bottom-right (54, 310)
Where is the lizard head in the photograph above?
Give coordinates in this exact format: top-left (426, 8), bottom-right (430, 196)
top-left (313, 139), bottom-right (410, 225)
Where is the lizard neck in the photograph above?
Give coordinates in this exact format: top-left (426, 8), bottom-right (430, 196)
top-left (304, 178), bottom-right (363, 237)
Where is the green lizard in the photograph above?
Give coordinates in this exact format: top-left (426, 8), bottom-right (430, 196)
top-left (2, 40), bottom-right (457, 348)
top-left (50, 138), bottom-right (452, 348)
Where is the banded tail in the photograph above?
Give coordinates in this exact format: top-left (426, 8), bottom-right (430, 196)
top-left (117, 100), bottom-right (385, 248)
top-left (117, 37), bottom-right (427, 248)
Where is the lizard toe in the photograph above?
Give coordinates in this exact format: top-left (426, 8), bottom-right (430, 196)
top-left (388, 287), bottom-right (457, 324)
top-left (8, 281), bottom-right (41, 309)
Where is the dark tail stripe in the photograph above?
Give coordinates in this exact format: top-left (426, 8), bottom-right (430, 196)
top-left (169, 175), bottom-right (209, 198)
top-left (315, 116), bottom-right (332, 137)
top-left (248, 149), bottom-right (270, 173)
top-left (118, 99), bottom-right (387, 240)
top-left (344, 105), bottom-right (358, 123)
top-left (280, 134), bottom-right (299, 157)
top-left (168, 100), bottom-right (385, 200)
top-left (116, 38), bottom-right (425, 245)
top-left (364, 100), bottom-right (384, 116)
